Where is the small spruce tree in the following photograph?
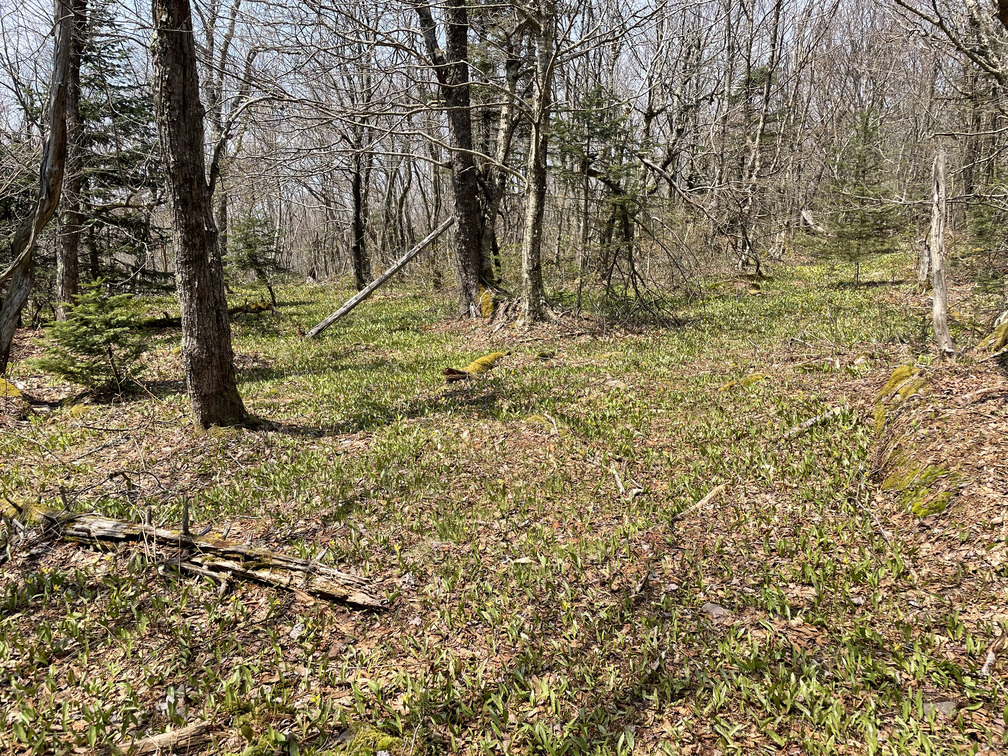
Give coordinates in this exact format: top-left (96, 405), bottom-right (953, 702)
top-left (36, 281), bottom-right (149, 392)
top-left (228, 213), bottom-right (278, 307)
top-left (816, 110), bottom-right (904, 285)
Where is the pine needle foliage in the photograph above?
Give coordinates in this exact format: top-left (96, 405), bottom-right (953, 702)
top-left (814, 110), bottom-right (905, 284)
top-left (36, 281), bottom-right (149, 392)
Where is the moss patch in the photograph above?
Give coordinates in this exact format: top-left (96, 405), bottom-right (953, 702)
top-left (0, 378), bottom-right (22, 398)
top-left (339, 724), bottom-right (404, 755)
top-left (980, 319), bottom-right (1008, 352)
top-left (873, 365), bottom-right (927, 434)
top-left (882, 462), bottom-right (957, 517)
top-left (478, 286), bottom-right (495, 318)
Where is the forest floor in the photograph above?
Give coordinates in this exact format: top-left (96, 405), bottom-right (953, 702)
top-left (1, 254), bottom-right (1007, 755)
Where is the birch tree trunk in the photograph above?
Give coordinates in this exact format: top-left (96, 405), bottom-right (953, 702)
top-left (480, 30), bottom-right (522, 283)
top-left (0, 0), bottom-right (73, 373)
top-left (929, 149), bottom-right (955, 358)
top-left (151, 0), bottom-right (247, 428)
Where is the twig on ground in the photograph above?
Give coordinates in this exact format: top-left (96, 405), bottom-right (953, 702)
top-left (670, 484), bottom-right (727, 524)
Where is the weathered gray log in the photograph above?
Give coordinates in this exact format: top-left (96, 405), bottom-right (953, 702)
top-left (782, 405), bottom-right (851, 440)
top-left (54, 513), bottom-right (383, 609)
top-left (306, 217), bottom-right (455, 339)
top-left (121, 720), bottom-right (213, 755)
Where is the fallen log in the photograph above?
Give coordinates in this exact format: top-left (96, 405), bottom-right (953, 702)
top-left (781, 405), bottom-right (850, 440)
top-left (306, 217), bottom-right (454, 339)
top-left (141, 300), bottom-right (274, 329)
top-left (121, 720), bottom-right (213, 755)
top-left (49, 512), bottom-right (384, 609)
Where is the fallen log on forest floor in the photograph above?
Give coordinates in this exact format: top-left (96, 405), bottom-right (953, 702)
top-left (42, 511), bottom-right (384, 609)
top-left (120, 720), bottom-right (214, 755)
top-left (307, 216), bottom-right (454, 338)
top-left (140, 300), bottom-right (274, 329)
top-left (781, 404), bottom-right (851, 440)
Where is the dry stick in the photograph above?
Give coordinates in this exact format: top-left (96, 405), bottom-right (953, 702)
top-left (120, 720), bottom-right (213, 755)
top-left (670, 484), bottom-right (727, 524)
top-left (306, 217), bottom-right (455, 339)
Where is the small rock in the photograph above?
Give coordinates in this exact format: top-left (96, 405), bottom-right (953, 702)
top-left (290, 621), bottom-right (304, 640)
top-left (700, 602), bottom-right (729, 619)
top-left (377, 752), bottom-right (390, 756)
top-left (923, 700), bottom-right (956, 717)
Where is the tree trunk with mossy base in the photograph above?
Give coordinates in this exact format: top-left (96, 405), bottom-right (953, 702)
top-left (151, 0), bottom-right (246, 429)
top-left (520, 1), bottom-right (555, 323)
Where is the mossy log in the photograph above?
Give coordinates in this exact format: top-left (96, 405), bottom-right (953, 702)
top-left (49, 512), bottom-right (383, 609)
top-left (444, 351), bottom-right (509, 382)
top-left (980, 315), bottom-right (1008, 353)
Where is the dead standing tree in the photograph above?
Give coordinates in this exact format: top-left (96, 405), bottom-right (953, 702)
top-left (151, 0), bottom-right (247, 428)
top-left (0, 0), bottom-right (73, 374)
top-left (893, 0), bottom-right (1008, 331)
top-left (929, 148), bottom-right (956, 357)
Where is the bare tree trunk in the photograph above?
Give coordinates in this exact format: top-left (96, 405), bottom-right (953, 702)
top-left (56, 0), bottom-right (86, 320)
top-left (929, 149), bottom-right (955, 358)
top-left (480, 33), bottom-right (522, 284)
top-left (413, 0), bottom-right (487, 317)
top-left (151, 0), bottom-right (246, 429)
top-left (520, 2), bottom-right (556, 322)
top-left (0, 0), bottom-right (73, 373)
top-left (350, 150), bottom-right (372, 290)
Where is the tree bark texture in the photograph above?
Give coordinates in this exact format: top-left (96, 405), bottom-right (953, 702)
top-left (413, 0), bottom-right (487, 317)
top-left (351, 151), bottom-right (373, 290)
top-left (0, 0), bottom-right (73, 373)
top-left (151, 0), bottom-right (246, 428)
top-left (520, 4), bottom-right (556, 322)
top-left (480, 34), bottom-right (522, 283)
top-left (929, 149), bottom-right (955, 358)
top-left (56, 0), bottom-right (87, 321)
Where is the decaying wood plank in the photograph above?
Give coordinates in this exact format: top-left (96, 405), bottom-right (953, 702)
top-left (121, 720), bottom-right (213, 755)
top-left (51, 512), bottom-right (384, 609)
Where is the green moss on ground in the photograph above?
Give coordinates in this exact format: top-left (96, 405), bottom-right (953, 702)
top-left (882, 462), bottom-right (957, 517)
top-left (873, 365), bottom-right (928, 433)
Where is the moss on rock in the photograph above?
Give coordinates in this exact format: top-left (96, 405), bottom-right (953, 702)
top-left (980, 319), bottom-right (1008, 352)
